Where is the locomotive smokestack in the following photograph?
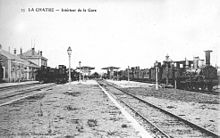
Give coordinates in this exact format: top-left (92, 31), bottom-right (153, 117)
top-left (193, 57), bottom-right (199, 69)
top-left (204, 50), bottom-right (212, 66)
top-left (32, 47), bottom-right (35, 55)
top-left (14, 48), bottom-right (16, 55)
top-left (20, 48), bottom-right (22, 55)
top-left (185, 58), bottom-right (189, 69)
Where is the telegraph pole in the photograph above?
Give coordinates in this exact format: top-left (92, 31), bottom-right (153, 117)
top-left (173, 62), bottom-right (177, 89)
top-left (128, 66), bottom-right (130, 81)
top-left (155, 61), bottom-right (159, 90)
top-left (79, 61), bottom-right (81, 82)
top-left (165, 55), bottom-right (169, 85)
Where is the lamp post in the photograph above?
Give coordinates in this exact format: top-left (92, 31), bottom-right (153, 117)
top-left (155, 61), bottom-right (159, 90)
top-left (165, 55), bottom-right (169, 86)
top-left (117, 69), bottom-right (119, 81)
top-left (67, 46), bottom-right (72, 91)
top-left (173, 62), bottom-right (177, 89)
top-left (79, 61), bottom-right (81, 82)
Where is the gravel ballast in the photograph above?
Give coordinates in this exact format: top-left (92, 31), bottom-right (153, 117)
top-left (108, 80), bottom-right (220, 135)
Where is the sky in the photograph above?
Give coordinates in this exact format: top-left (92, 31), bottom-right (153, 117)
top-left (0, 0), bottom-right (219, 73)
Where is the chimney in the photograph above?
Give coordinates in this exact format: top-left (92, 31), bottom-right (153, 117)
top-left (14, 48), bottom-right (16, 55)
top-left (165, 54), bottom-right (169, 61)
top-left (204, 50), bottom-right (212, 66)
top-left (185, 58), bottom-right (189, 68)
top-left (193, 57), bottom-right (199, 69)
top-left (32, 48), bottom-right (35, 55)
top-left (20, 48), bottom-right (22, 55)
top-left (40, 51), bottom-right (42, 56)
top-left (198, 59), bottom-right (204, 67)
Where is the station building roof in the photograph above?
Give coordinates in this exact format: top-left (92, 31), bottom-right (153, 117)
top-left (0, 49), bottom-right (28, 65)
top-left (102, 66), bottom-right (120, 70)
top-left (19, 48), bottom-right (48, 61)
top-left (77, 66), bottom-right (95, 70)
top-left (0, 48), bottom-right (39, 68)
top-left (1, 49), bottom-right (24, 61)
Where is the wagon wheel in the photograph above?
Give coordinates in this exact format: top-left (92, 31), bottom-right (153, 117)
top-left (200, 83), bottom-right (206, 91)
top-left (176, 80), bottom-right (181, 89)
top-left (194, 83), bottom-right (199, 91)
top-left (186, 82), bottom-right (192, 91)
top-left (207, 84), bottom-right (213, 91)
top-left (182, 83), bottom-right (187, 90)
top-left (189, 83), bottom-right (193, 90)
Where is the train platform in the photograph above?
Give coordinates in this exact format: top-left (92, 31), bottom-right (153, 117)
top-left (0, 80), bottom-right (152, 138)
top-left (0, 81), bottom-right (39, 89)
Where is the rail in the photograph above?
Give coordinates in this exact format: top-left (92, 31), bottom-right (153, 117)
top-left (98, 80), bottom-right (219, 138)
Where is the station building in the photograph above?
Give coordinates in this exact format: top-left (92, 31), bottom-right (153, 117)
top-left (0, 45), bottom-right (47, 82)
top-left (19, 47), bottom-right (47, 67)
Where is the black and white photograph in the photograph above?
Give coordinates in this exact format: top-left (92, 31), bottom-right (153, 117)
top-left (0, 0), bottom-right (219, 137)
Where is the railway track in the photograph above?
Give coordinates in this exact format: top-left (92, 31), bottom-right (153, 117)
top-left (97, 80), bottom-right (219, 138)
top-left (0, 83), bottom-right (56, 107)
top-left (0, 83), bottom-right (48, 98)
top-left (0, 82), bottom-right (40, 91)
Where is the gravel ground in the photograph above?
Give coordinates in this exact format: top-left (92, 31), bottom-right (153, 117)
top-left (0, 80), bottom-right (141, 138)
top-left (0, 81), bottom-right (39, 88)
top-left (108, 80), bottom-right (220, 135)
top-left (107, 80), bottom-right (154, 88)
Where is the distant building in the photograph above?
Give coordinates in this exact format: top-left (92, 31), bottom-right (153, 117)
top-left (76, 66), bottom-right (95, 80)
top-left (19, 47), bottom-right (48, 67)
top-left (102, 66), bottom-right (119, 80)
top-left (0, 46), bottom-right (39, 82)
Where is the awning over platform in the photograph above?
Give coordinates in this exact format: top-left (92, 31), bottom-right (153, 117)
top-left (77, 66), bottom-right (95, 70)
top-left (102, 66), bottom-right (119, 70)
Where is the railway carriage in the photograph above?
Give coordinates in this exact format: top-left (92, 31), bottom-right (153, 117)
top-left (0, 63), bottom-right (3, 82)
top-left (36, 65), bottom-right (48, 83)
top-left (36, 65), bottom-right (69, 83)
top-left (56, 65), bottom-right (68, 83)
top-left (149, 62), bottom-right (162, 82)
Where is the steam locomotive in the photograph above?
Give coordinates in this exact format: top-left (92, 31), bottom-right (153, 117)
top-left (36, 65), bottom-right (80, 83)
top-left (118, 50), bottom-right (219, 91)
top-left (36, 65), bottom-right (68, 83)
top-left (150, 50), bottom-right (218, 91)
